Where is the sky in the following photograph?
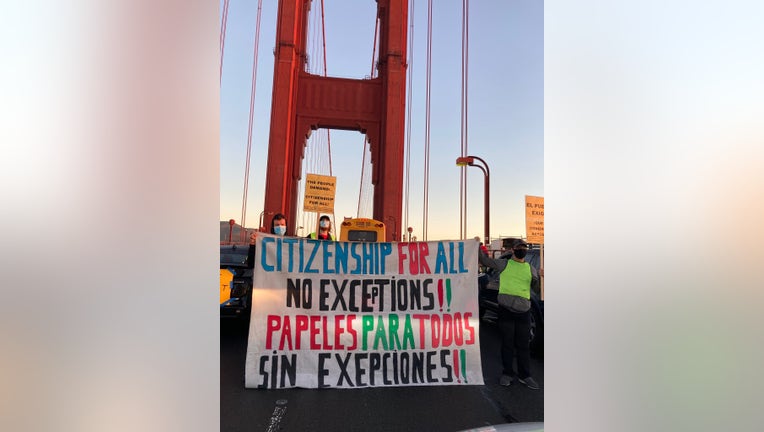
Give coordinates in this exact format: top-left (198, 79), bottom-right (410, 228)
top-left (220, 0), bottom-right (543, 241)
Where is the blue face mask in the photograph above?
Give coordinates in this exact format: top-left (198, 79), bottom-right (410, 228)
top-left (319, 220), bottom-right (330, 229)
top-left (273, 225), bottom-right (286, 236)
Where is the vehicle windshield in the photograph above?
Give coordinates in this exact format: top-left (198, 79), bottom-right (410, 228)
top-left (347, 230), bottom-right (378, 242)
top-left (221, 253), bottom-right (247, 266)
top-left (220, 246), bottom-right (248, 266)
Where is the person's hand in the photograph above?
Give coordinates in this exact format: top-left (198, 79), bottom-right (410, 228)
top-left (249, 232), bottom-right (257, 245)
top-left (539, 267), bottom-right (544, 277)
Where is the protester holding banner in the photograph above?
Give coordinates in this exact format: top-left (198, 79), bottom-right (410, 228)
top-left (248, 213), bottom-right (288, 268)
top-left (307, 214), bottom-right (335, 240)
top-left (475, 236), bottom-right (489, 255)
top-left (478, 239), bottom-right (541, 390)
top-left (475, 237), bottom-right (490, 272)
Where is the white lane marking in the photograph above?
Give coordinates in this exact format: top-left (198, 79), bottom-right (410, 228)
top-left (265, 399), bottom-right (288, 432)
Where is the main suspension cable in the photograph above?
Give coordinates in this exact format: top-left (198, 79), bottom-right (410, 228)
top-left (220, 0), bottom-right (231, 84)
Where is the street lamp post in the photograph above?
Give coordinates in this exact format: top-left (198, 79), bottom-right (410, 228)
top-left (456, 155), bottom-right (490, 245)
top-left (228, 219), bottom-right (236, 244)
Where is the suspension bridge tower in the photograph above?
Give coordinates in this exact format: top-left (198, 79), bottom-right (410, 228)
top-left (262, 0), bottom-right (408, 241)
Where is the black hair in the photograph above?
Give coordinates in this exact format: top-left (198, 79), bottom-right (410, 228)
top-left (270, 213), bottom-right (287, 234)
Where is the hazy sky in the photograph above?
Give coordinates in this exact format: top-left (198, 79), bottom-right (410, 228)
top-left (220, 0), bottom-right (543, 241)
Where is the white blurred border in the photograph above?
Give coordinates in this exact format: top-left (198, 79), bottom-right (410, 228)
top-left (546, 0), bottom-right (764, 431)
top-left (1, 1), bottom-right (219, 431)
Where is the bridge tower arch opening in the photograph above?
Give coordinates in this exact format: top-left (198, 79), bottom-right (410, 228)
top-left (262, 0), bottom-right (408, 241)
top-left (297, 128), bottom-right (374, 234)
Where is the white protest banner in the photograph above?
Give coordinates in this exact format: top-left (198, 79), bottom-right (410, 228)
top-left (245, 235), bottom-right (483, 389)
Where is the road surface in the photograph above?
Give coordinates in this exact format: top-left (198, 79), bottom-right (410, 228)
top-left (221, 316), bottom-right (543, 431)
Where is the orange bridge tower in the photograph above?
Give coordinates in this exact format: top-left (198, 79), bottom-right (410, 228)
top-left (262, 0), bottom-right (408, 241)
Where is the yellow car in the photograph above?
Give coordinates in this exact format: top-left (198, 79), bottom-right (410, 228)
top-left (220, 244), bottom-right (253, 318)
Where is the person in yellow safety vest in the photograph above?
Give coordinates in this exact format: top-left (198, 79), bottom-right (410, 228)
top-left (307, 215), bottom-right (335, 240)
top-left (478, 238), bottom-right (543, 390)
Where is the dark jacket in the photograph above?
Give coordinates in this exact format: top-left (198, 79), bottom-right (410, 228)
top-left (246, 244), bottom-right (256, 269)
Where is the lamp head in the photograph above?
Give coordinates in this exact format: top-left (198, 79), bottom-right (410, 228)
top-left (455, 156), bottom-right (474, 167)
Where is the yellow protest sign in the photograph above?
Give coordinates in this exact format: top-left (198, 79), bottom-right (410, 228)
top-left (525, 195), bottom-right (544, 244)
top-left (303, 173), bottom-right (336, 213)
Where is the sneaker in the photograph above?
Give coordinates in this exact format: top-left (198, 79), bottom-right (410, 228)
top-left (518, 376), bottom-right (540, 390)
top-left (499, 375), bottom-right (513, 386)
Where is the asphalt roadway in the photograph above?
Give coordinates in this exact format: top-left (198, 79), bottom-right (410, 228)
top-left (221, 314), bottom-right (544, 432)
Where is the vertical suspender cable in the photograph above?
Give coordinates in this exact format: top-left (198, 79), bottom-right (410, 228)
top-left (458, 0), bottom-right (465, 239)
top-left (319, 0), bottom-right (337, 233)
top-left (220, 0), bottom-right (231, 84)
top-left (240, 0), bottom-right (264, 237)
top-left (404, 0), bottom-right (415, 241)
top-left (320, 0), bottom-right (333, 176)
top-left (302, 7), bottom-right (320, 234)
top-left (422, 0), bottom-right (433, 241)
top-left (464, 0), bottom-right (468, 241)
top-left (460, 0), bottom-right (470, 239)
top-left (464, 0), bottom-right (469, 155)
top-left (357, 17), bottom-right (380, 217)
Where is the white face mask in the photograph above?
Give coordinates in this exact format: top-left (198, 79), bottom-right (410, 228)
top-left (273, 225), bottom-right (286, 236)
top-left (319, 220), bottom-right (330, 229)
